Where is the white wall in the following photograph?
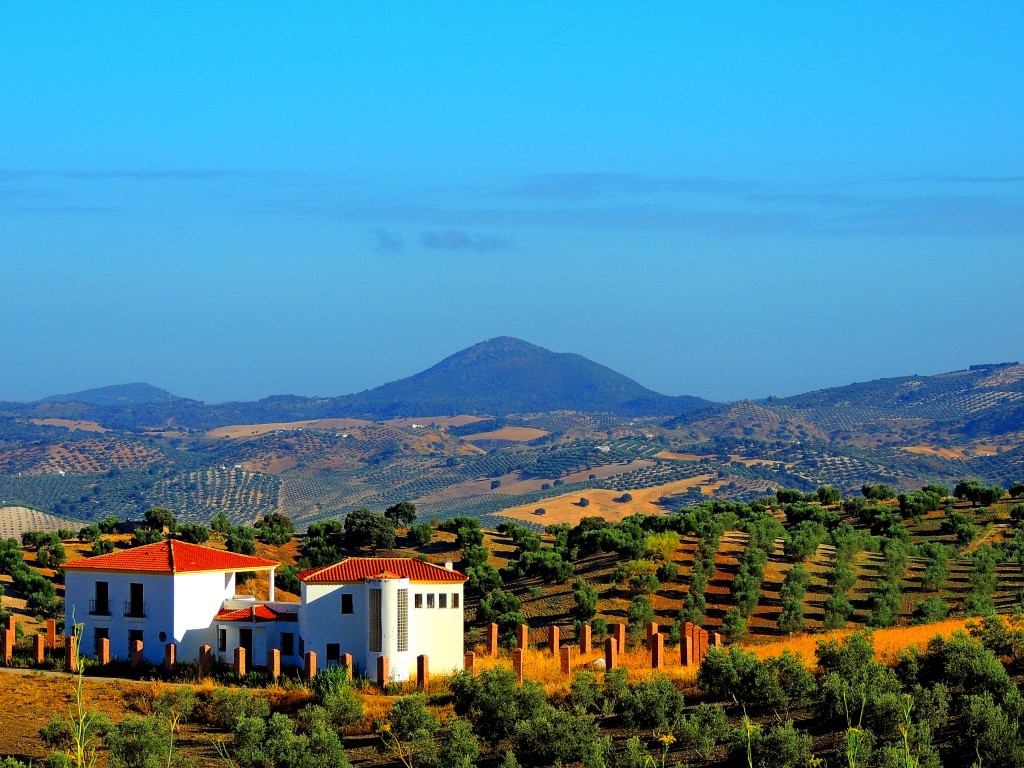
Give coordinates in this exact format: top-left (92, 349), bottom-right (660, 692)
top-left (171, 571), bottom-right (236, 660)
top-left (408, 582), bottom-right (464, 675)
top-left (65, 571), bottom-right (175, 664)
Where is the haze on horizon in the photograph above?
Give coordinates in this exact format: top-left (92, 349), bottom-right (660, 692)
top-left (2, 3), bottom-right (1021, 405)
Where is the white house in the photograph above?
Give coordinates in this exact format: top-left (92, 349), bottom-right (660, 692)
top-left (63, 539), bottom-right (283, 665)
top-left (64, 541), bottom-right (467, 681)
top-left (297, 557), bottom-right (467, 681)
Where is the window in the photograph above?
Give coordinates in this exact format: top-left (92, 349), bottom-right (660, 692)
top-left (452, 593), bottom-right (460, 608)
top-left (218, 628), bottom-right (227, 653)
top-left (341, 594), bottom-right (353, 614)
top-left (414, 593), bottom-right (423, 609)
top-left (126, 583), bottom-right (145, 618)
top-left (326, 643), bottom-right (340, 666)
top-left (281, 633), bottom-right (294, 656)
top-left (158, 631), bottom-right (167, 643)
top-left (439, 593), bottom-right (448, 609)
top-left (397, 589), bottom-right (408, 652)
top-left (427, 593), bottom-right (435, 609)
top-left (93, 627), bottom-right (108, 655)
top-left (91, 581), bottom-right (109, 616)
top-left (369, 588), bottom-right (382, 653)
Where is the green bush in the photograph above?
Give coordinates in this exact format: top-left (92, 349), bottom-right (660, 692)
top-left (619, 674), bottom-right (684, 732)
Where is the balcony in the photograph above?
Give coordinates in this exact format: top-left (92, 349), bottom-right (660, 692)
top-left (123, 601), bottom-right (147, 619)
top-left (88, 599), bottom-right (110, 616)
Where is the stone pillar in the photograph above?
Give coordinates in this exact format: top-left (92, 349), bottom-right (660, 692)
top-left (164, 643), bottom-right (176, 672)
top-left (680, 635), bottom-right (694, 667)
top-left (697, 629), bottom-right (708, 663)
top-left (612, 623), bottom-right (626, 654)
top-left (464, 650), bottom-right (476, 674)
top-left (4, 615), bottom-right (14, 635)
top-left (560, 645), bottom-right (572, 675)
top-left (548, 625), bottom-right (559, 654)
top-left (487, 623), bottom-right (499, 657)
top-left (1, 629), bottom-right (13, 666)
top-left (376, 655), bottom-right (389, 686)
top-left (130, 639), bottom-right (144, 668)
top-left (417, 654), bottom-right (429, 692)
top-left (516, 624), bottom-right (529, 651)
top-left (97, 637), bottom-right (110, 666)
top-left (651, 632), bottom-right (664, 669)
top-left (512, 648), bottom-right (524, 685)
top-left (339, 652), bottom-right (353, 679)
top-left (683, 621), bottom-right (694, 642)
top-left (304, 651), bottom-right (317, 680)
top-left (710, 632), bottom-right (723, 648)
top-left (64, 635), bottom-right (77, 673)
top-left (646, 621), bottom-right (659, 648)
top-left (46, 619), bottom-right (57, 649)
top-left (33, 633), bottom-right (45, 664)
top-left (233, 646), bottom-right (246, 678)
top-left (604, 636), bottom-right (617, 670)
top-left (199, 645), bottom-right (213, 676)
top-left (267, 649), bottom-right (281, 680)
top-left (579, 623), bottom-right (592, 654)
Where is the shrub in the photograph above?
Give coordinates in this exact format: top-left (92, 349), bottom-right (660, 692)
top-left (177, 523), bottom-right (209, 545)
top-left (912, 597), bottom-right (950, 624)
top-left (572, 579), bottom-right (598, 620)
top-left (750, 720), bottom-right (812, 768)
top-left (674, 702), bottom-right (730, 758)
top-left (408, 522), bottom-right (433, 546)
top-left (620, 674), bottom-right (685, 733)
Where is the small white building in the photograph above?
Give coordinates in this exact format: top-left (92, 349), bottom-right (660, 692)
top-left (64, 542), bottom-right (467, 681)
top-left (63, 539), bottom-right (281, 665)
top-left (297, 557), bottom-right (467, 681)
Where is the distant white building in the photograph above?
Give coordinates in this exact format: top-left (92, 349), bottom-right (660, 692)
top-left (63, 541), bottom-right (467, 681)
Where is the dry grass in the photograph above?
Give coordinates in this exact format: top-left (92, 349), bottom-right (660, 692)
top-left (28, 418), bottom-right (109, 433)
top-left (383, 415), bottom-right (485, 429)
top-left (0, 507), bottom-right (78, 540)
top-left (498, 475), bottom-right (724, 526)
top-left (206, 418), bottom-right (372, 440)
top-left (460, 426), bottom-right (550, 442)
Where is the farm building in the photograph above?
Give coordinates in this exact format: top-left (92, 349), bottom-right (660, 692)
top-left (63, 540), bottom-right (466, 681)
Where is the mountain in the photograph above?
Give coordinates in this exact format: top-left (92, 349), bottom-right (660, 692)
top-left (39, 383), bottom-right (185, 407)
top-left (333, 337), bottom-right (717, 418)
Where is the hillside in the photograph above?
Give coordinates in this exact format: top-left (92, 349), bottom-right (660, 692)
top-left (38, 383), bottom-right (185, 406)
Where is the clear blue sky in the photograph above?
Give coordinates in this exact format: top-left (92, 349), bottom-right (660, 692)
top-left (2, 2), bottom-right (1022, 403)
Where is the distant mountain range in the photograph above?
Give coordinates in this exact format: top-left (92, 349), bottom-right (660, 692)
top-left (11, 337), bottom-right (718, 429)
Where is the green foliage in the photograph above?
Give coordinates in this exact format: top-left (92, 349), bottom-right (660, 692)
top-left (343, 508), bottom-right (396, 552)
top-left (274, 564), bottom-right (301, 594)
top-left (226, 525), bottom-right (257, 555)
top-left (143, 506), bottom-right (177, 532)
top-left (783, 520), bottom-right (827, 562)
top-left (105, 715), bottom-right (180, 768)
top-left (917, 541), bottom-right (954, 592)
top-left (91, 538), bottom-right (115, 556)
top-left (955, 479), bottom-right (1005, 507)
top-left (697, 647), bottom-right (815, 715)
top-left (817, 484), bottom-right (842, 505)
top-left (750, 720), bottom-right (813, 768)
top-left (619, 674), bottom-right (685, 733)
top-left (254, 512), bottom-right (295, 545)
top-left (449, 667), bottom-right (547, 748)
top-left (941, 508), bottom-right (978, 545)
top-left (777, 565), bottom-right (809, 634)
top-left (912, 597), bottom-right (950, 624)
top-left (384, 501), bottom-right (417, 526)
top-left (130, 527), bottom-right (163, 547)
top-left (572, 578), bottom-right (599, 620)
top-left (177, 523), bottom-right (210, 545)
top-left (626, 595), bottom-right (655, 641)
top-left (36, 541), bottom-right (66, 569)
top-left (300, 520), bottom-right (344, 568)
top-left (407, 521), bottom-right (433, 546)
top-left (862, 483), bottom-right (896, 501)
top-left (674, 702), bottom-right (731, 758)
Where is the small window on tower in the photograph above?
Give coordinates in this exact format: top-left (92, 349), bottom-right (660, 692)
top-left (415, 593), bottom-right (423, 608)
top-left (452, 593), bottom-right (460, 608)
top-left (341, 594), bottom-right (353, 614)
top-left (427, 593), bottom-right (435, 609)
top-left (439, 593), bottom-right (448, 609)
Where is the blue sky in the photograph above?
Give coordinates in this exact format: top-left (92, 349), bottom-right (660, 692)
top-left (2, 2), bottom-right (1022, 404)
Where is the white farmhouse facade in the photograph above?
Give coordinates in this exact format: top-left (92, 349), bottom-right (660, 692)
top-left (297, 557), bottom-right (466, 681)
top-left (63, 541), bottom-right (467, 681)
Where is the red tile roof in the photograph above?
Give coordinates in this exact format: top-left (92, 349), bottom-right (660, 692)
top-left (214, 604), bottom-right (298, 623)
top-left (63, 539), bottom-right (278, 574)
top-left (297, 557), bottom-right (467, 584)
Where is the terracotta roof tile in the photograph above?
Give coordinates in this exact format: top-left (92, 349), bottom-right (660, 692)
top-left (214, 604), bottom-right (298, 623)
top-left (64, 540), bottom-right (278, 574)
top-left (297, 557), bottom-right (467, 584)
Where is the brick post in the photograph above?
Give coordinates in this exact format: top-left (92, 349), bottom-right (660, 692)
top-left (646, 621), bottom-right (659, 648)
top-left (417, 654), bottom-right (429, 692)
top-left (1, 629), bottom-right (12, 666)
top-left (680, 635), bottom-right (693, 667)
top-left (604, 636), bottom-right (617, 670)
top-left (33, 633), bottom-right (45, 664)
top-left (199, 644), bottom-right (213, 676)
top-left (463, 650), bottom-right (476, 674)
top-left (97, 637), bottom-right (111, 666)
top-left (697, 629), bottom-right (708, 663)
top-left (579, 623), bottom-right (591, 654)
top-left (64, 635), bottom-right (77, 673)
top-left (512, 648), bottom-right (524, 685)
top-left (267, 649), bottom-right (281, 680)
top-left (560, 645), bottom-right (572, 675)
top-left (4, 615), bottom-right (14, 635)
top-left (683, 621), bottom-right (694, 642)
top-left (130, 639), bottom-right (144, 668)
top-left (376, 655), bottom-right (389, 686)
top-left (164, 643), bottom-right (176, 672)
top-left (651, 632), bottom-right (664, 669)
top-left (46, 619), bottom-right (56, 649)
top-left (710, 632), bottom-right (723, 648)
top-left (233, 646), bottom-right (246, 678)
top-left (304, 651), bottom-right (317, 680)
top-left (487, 623), bottom-right (499, 657)
top-left (339, 652), bottom-right (353, 679)
top-left (516, 624), bottom-right (529, 651)
top-left (548, 625), bottom-right (559, 654)
top-left (612, 623), bottom-right (626, 654)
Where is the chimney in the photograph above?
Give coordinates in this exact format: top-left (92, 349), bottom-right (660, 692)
top-left (444, 561), bottom-right (454, 571)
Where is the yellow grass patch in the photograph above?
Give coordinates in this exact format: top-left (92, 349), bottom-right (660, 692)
top-left (461, 426), bottom-right (550, 442)
top-left (498, 475), bottom-right (722, 526)
top-left (29, 418), bottom-right (109, 433)
top-left (383, 415), bottom-right (486, 428)
top-left (902, 445), bottom-right (968, 459)
top-left (206, 418), bottom-right (372, 439)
